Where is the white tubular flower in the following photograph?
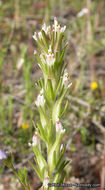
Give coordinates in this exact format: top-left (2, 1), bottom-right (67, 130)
top-left (46, 53), bottom-right (55, 66)
top-left (46, 45), bottom-right (55, 66)
top-left (42, 23), bottom-right (51, 35)
top-left (32, 31), bottom-right (42, 41)
top-left (77, 8), bottom-right (89, 17)
top-left (43, 176), bottom-right (50, 189)
top-left (54, 17), bottom-right (60, 32)
top-left (48, 45), bottom-right (52, 54)
top-left (28, 132), bottom-right (40, 147)
top-left (38, 31), bottom-right (43, 39)
top-left (42, 23), bottom-right (47, 32)
top-left (60, 25), bottom-right (66, 33)
top-left (56, 119), bottom-right (65, 134)
top-left (32, 132), bottom-right (39, 146)
top-left (35, 89), bottom-right (45, 107)
top-left (54, 17), bottom-right (66, 34)
top-left (33, 32), bottom-right (37, 41)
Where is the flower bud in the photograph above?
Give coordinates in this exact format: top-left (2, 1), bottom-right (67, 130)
top-left (55, 119), bottom-right (65, 134)
top-left (60, 25), bottom-right (66, 33)
top-left (32, 132), bottom-right (39, 146)
top-left (38, 31), bottom-right (43, 39)
top-left (54, 17), bottom-right (60, 33)
top-left (48, 45), bottom-right (52, 54)
top-left (53, 17), bottom-right (66, 34)
top-left (35, 89), bottom-right (45, 107)
top-left (28, 132), bottom-right (40, 147)
top-left (42, 23), bottom-right (51, 35)
top-left (46, 53), bottom-right (55, 66)
top-left (32, 32), bottom-right (37, 41)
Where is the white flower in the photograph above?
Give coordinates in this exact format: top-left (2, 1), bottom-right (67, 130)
top-left (32, 31), bottom-right (42, 41)
top-left (60, 25), bottom-right (66, 33)
top-left (48, 45), bottom-right (52, 54)
top-left (38, 31), bottom-right (42, 39)
top-left (46, 53), bottom-right (55, 66)
top-left (32, 132), bottom-right (39, 146)
top-left (35, 89), bottom-right (45, 107)
top-left (46, 45), bottom-right (55, 66)
top-left (33, 32), bottom-right (37, 41)
top-left (43, 176), bottom-right (50, 189)
top-left (28, 132), bottom-right (39, 147)
top-left (42, 23), bottom-right (47, 32)
top-left (56, 119), bottom-right (65, 134)
top-left (77, 8), bottom-right (89, 17)
top-left (54, 17), bottom-right (60, 32)
top-left (53, 17), bottom-right (66, 34)
top-left (42, 23), bottom-right (51, 35)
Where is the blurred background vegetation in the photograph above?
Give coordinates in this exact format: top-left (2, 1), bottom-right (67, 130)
top-left (0, 0), bottom-right (105, 189)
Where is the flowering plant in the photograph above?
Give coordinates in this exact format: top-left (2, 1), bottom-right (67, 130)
top-left (0, 18), bottom-right (72, 190)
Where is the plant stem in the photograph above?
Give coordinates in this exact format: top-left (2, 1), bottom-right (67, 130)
top-left (11, 165), bottom-right (26, 190)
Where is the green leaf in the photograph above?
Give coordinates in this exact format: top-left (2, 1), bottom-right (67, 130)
top-left (55, 78), bottom-right (62, 97)
top-left (32, 146), bottom-right (47, 173)
top-left (33, 121), bottom-right (47, 143)
top-left (46, 79), bottom-right (54, 101)
top-left (57, 45), bottom-right (67, 67)
top-left (43, 88), bottom-right (52, 107)
top-left (55, 145), bottom-right (66, 170)
top-left (58, 85), bottom-right (64, 99)
top-left (58, 160), bottom-right (70, 173)
top-left (28, 160), bottom-right (43, 181)
top-left (48, 135), bottom-right (63, 174)
top-left (41, 30), bottom-right (49, 49)
top-left (34, 53), bottom-right (47, 74)
top-left (52, 98), bottom-right (62, 124)
top-left (38, 106), bottom-right (48, 129)
top-left (48, 120), bottom-right (55, 145)
top-left (37, 122), bottom-right (48, 143)
top-left (61, 100), bottom-right (68, 117)
top-left (52, 173), bottom-right (61, 188)
top-left (37, 78), bottom-right (44, 89)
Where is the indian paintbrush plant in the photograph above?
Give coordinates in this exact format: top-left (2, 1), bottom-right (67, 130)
top-left (0, 18), bottom-right (72, 190)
